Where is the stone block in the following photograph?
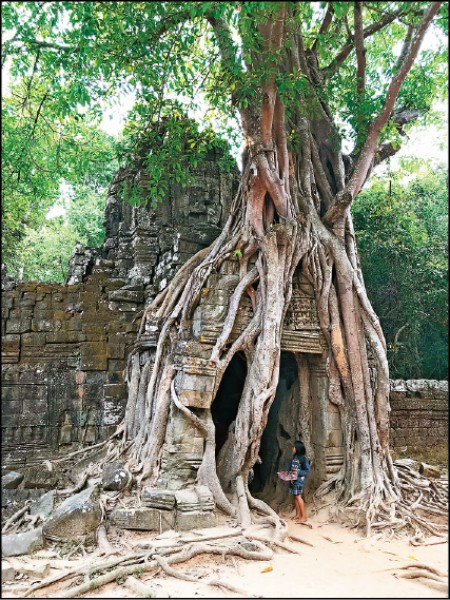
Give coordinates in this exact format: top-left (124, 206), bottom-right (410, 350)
top-left (1, 369), bottom-right (19, 384)
top-left (22, 467), bottom-right (58, 490)
top-left (111, 507), bottom-right (175, 531)
top-left (176, 511), bottom-right (216, 531)
top-left (1, 563), bottom-right (15, 582)
top-left (2, 404), bottom-right (20, 427)
top-left (142, 488), bottom-right (176, 510)
top-left (22, 332), bottom-right (46, 346)
top-left (80, 343), bottom-right (108, 371)
top-left (101, 461), bottom-right (132, 491)
top-left (2, 334), bottom-right (20, 352)
top-left (105, 343), bottom-right (126, 360)
top-left (43, 486), bottom-right (101, 542)
top-left (2, 295), bottom-right (15, 309)
top-left (2, 387), bottom-right (20, 402)
top-left (2, 527), bottom-right (44, 557)
top-left (65, 317), bottom-right (83, 331)
top-left (45, 331), bottom-right (86, 343)
top-left (107, 289), bottom-right (144, 303)
top-left (18, 562), bottom-right (51, 579)
top-left (29, 490), bottom-right (56, 519)
top-left (103, 383), bottom-right (127, 399)
top-left (6, 318), bottom-right (31, 333)
top-left (101, 399), bottom-right (125, 426)
top-left (2, 471), bottom-right (24, 489)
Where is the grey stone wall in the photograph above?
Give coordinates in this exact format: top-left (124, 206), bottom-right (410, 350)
top-left (2, 275), bottom-right (138, 468)
top-left (389, 379), bottom-right (448, 461)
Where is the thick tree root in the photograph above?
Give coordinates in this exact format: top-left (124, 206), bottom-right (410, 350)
top-left (314, 459), bottom-right (448, 541)
top-left (394, 563), bottom-right (448, 594)
top-left (21, 530), bottom-right (279, 598)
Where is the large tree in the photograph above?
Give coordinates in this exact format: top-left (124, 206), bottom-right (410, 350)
top-left (3, 1), bottom-right (448, 539)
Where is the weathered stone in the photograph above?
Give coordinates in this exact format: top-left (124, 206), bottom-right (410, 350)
top-left (107, 289), bottom-right (144, 303)
top-left (176, 510), bottom-right (216, 531)
top-left (101, 461), bottom-right (132, 491)
top-left (2, 527), bottom-right (44, 557)
top-left (418, 462), bottom-right (441, 478)
top-left (142, 488), bottom-right (176, 510)
top-left (2, 471), bottom-right (24, 490)
top-left (29, 490), bottom-right (56, 519)
top-left (42, 486), bottom-right (101, 542)
top-left (22, 467), bottom-right (57, 490)
top-left (1, 563), bottom-right (15, 582)
top-left (16, 562), bottom-right (51, 579)
top-left (111, 507), bottom-right (175, 531)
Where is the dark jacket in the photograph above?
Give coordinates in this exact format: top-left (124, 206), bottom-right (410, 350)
top-left (288, 455), bottom-right (310, 482)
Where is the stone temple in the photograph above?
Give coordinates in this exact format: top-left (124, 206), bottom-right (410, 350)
top-left (2, 139), bottom-right (447, 531)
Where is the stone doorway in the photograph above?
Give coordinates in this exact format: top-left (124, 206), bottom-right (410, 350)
top-left (211, 352), bottom-right (247, 457)
top-left (249, 352), bottom-right (301, 507)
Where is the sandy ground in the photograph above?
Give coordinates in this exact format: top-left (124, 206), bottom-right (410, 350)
top-left (2, 508), bottom-right (448, 599)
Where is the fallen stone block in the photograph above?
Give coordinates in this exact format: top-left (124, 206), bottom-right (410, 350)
top-left (22, 467), bottom-right (57, 490)
top-left (418, 462), bottom-right (441, 478)
top-left (2, 527), bottom-right (44, 557)
top-left (2, 471), bottom-right (24, 490)
top-left (16, 562), bottom-right (51, 580)
top-left (29, 490), bottom-right (56, 519)
top-left (42, 486), bottom-right (101, 543)
top-left (1, 562), bottom-right (16, 582)
top-left (101, 461), bottom-right (132, 491)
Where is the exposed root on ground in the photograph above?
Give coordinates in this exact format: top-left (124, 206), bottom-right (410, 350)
top-left (313, 460), bottom-right (448, 541)
top-left (21, 530), bottom-right (280, 598)
top-left (394, 563), bottom-right (448, 593)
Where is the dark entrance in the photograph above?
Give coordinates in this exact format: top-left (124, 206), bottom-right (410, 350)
top-left (249, 351), bottom-right (298, 495)
top-left (211, 352), bottom-right (247, 456)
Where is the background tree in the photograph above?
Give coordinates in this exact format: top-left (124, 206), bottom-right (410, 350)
top-left (354, 163), bottom-right (448, 380)
top-left (10, 188), bottom-right (107, 282)
top-left (2, 1), bottom-right (448, 539)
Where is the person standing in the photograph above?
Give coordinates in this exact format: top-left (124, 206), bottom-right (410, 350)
top-left (287, 440), bottom-right (310, 523)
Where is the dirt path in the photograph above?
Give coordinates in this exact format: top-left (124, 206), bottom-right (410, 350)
top-left (2, 509), bottom-right (448, 599)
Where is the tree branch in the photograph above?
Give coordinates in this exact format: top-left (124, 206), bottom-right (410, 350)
top-left (354, 1), bottom-right (367, 150)
top-left (323, 1), bottom-right (443, 224)
top-left (373, 107), bottom-right (422, 167)
top-left (322, 6), bottom-right (424, 79)
top-left (354, 2), bottom-right (366, 97)
top-left (311, 3), bottom-right (334, 52)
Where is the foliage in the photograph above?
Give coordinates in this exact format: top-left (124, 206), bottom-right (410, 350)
top-left (2, 1), bottom-right (448, 365)
top-left (2, 2), bottom-right (447, 177)
top-left (353, 165), bottom-right (448, 379)
top-left (10, 187), bottom-right (106, 283)
top-left (117, 101), bottom-right (236, 207)
top-left (1, 78), bottom-right (116, 270)
top-left (13, 217), bottom-right (79, 282)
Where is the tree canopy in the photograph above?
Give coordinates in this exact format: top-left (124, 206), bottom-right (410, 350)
top-left (2, 2), bottom-right (447, 198)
